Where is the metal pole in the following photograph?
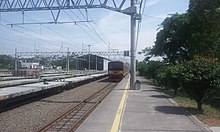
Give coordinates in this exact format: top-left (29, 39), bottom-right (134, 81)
top-left (15, 48), bottom-right (17, 70)
top-left (130, 0), bottom-right (136, 90)
top-left (88, 45), bottom-right (91, 74)
top-left (108, 43), bottom-right (110, 59)
top-left (82, 43), bottom-right (84, 54)
top-left (75, 57), bottom-right (77, 70)
top-left (67, 47), bottom-right (69, 73)
top-left (96, 56), bottom-right (97, 71)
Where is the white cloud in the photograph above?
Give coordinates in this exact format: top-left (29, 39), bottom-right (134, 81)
top-left (137, 30), bottom-right (157, 50)
top-left (155, 12), bottom-right (178, 19)
top-left (97, 12), bottom-right (129, 34)
top-left (146, 0), bottom-right (160, 7)
top-left (94, 11), bottom-right (159, 61)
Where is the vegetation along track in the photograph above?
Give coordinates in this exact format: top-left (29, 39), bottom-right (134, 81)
top-left (39, 82), bottom-right (117, 132)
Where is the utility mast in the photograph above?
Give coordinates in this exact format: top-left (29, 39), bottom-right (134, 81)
top-left (130, 0), bottom-right (137, 90)
top-left (88, 44), bottom-right (91, 75)
top-left (0, 0), bottom-right (143, 89)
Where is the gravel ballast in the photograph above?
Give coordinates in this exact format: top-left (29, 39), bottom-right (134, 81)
top-left (0, 78), bottom-right (112, 132)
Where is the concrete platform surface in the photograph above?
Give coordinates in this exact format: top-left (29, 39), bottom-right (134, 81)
top-left (0, 74), bottom-right (106, 101)
top-left (77, 76), bottom-right (211, 132)
top-left (0, 81), bottom-right (68, 101)
top-left (0, 79), bottom-right (40, 88)
top-left (210, 127), bottom-right (220, 132)
top-left (0, 76), bottom-right (26, 81)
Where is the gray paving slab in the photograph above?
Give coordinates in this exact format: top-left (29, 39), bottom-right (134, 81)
top-left (0, 76), bottom-right (26, 81)
top-left (77, 76), bottom-right (211, 132)
top-left (0, 74), bottom-right (106, 101)
top-left (121, 93), bottom-right (203, 131)
top-left (210, 127), bottom-right (220, 132)
top-left (120, 77), bottom-right (210, 132)
top-left (76, 76), bottom-right (129, 132)
top-left (0, 81), bottom-right (68, 100)
top-left (77, 92), bottom-right (123, 132)
top-left (0, 78), bottom-right (40, 88)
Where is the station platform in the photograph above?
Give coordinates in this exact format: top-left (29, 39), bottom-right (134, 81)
top-left (0, 76), bottom-right (27, 81)
top-left (0, 73), bottom-right (107, 102)
top-left (0, 78), bottom-right (40, 88)
top-left (0, 81), bottom-right (68, 101)
top-left (77, 75), bottom-right (212, 132)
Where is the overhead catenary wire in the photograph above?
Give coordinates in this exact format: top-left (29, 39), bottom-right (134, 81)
top-left (69, 9), bottom-right (110, 48)
top-left (11, 24), bottom-right (64, 46)
top-left (0, 37), bottom-right (32, 53)
top-left (65, 10), bottom-right (108, 49)
top-left (88, 15), bottom-right (111, 46)
top-left (135, 0), bottom-right (147, 51)
top-left (1, 12), bottom-right (82, 52)
top-left (143, 14), bottom-right (165, 19)
top-left (26, 8), bottom-right (112, 51)
top-left (0, 37), bottom-right (32, 51)
top-left (77, 9), bottom-right (110, 47)
top-left (21, 13), bottom-right (82, 51)
top-left (1, 9), bottom-right (109, 53)
top-left (75, 10), bottom-right (109, 48)
top-left (0, 25), bottom-right (41, 52)
top-left (0, 19), bottom-right (62, 51)
top-left (64, 11), bottom-right (102, 43)
top-left (1, 18), bottom-right (74, 49)
top-left (0, 2), bottom-right (147, 54)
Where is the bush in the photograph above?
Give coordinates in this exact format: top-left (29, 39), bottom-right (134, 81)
top-left (137, 61), bottom-right (148, 76)
top-left (180, 57), bottom-right (220, 110)
top-left (156, 67), bottom-right (168, 88)
top-left (144, 61), bottom-right (165, 82)
top-left (137, 61), bottom-right (165, 82)
top-left (164, 65), bottom-right (182, 95)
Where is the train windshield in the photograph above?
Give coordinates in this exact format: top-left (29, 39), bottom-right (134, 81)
top-left (108, 62), bottom-right (123, 70)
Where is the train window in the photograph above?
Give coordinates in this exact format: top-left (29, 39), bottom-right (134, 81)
top-left (108, 62), bottom-right (123, 70)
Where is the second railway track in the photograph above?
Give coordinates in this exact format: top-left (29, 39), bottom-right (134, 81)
top-left (39, 82), bottom-right (117, 132)
top-left (0, 77), bottom-right (117, 132)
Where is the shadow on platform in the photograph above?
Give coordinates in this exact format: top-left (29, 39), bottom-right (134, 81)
top-left (150, 95), bottom-right (169, 98)
top-left (155, 105), bottom-right (190, 116)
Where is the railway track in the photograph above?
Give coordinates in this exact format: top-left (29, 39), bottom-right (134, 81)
top-left (39, 82), bottom-right (117, 132)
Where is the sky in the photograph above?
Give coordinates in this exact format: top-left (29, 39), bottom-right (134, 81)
top-left (0, 0), bottom-right (189, 61)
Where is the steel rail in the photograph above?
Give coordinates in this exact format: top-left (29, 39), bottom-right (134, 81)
top-left (39, 82), bottom-right (116, 132)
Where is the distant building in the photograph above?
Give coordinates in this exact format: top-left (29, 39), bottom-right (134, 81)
top-left (21, 60), bottom-right (40, 69)
top-left (76, 54), bottom-right (111, 71)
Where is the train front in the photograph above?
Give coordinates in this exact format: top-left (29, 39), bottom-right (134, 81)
top-left (108, 61), bottom-right (124, 82)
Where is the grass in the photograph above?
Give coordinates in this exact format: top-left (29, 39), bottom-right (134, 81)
top-left (161, 89), bottom-right (220, 126)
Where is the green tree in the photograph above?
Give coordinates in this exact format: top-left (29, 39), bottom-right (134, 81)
top-left (151, 13), bottom-right (190, 64)
top-left (187, 0), bottom-right (220, 58)
top-left (137, 61), bottom-right (148, 76)
top-left (147, 0), bottom-right (220, 63)
top-left (180, 57), bottom-right (220, 110)
top-left (163, 65), bottom-right (182, 95)
top-left (155, 66), bottom-right (168, 88)
top-left (0, 55), bottom-right (15, 69)
top-left (144, 61), bottom-right (165, 82)
top-left (137, 61), bottom-right (165, 82)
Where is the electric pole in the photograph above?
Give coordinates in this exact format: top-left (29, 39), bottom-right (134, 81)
top-left (108, 43), bottom-right (110, 59)
top-left (82, 43), bottom-right (84, 55)
top-left (96, 56), bottom-right (97, 71)
top-left (88, 44), bottom-right (91, 75)
top-left (130, 0), bottom-right (137, 90)
top-left (67, 47), bottom-right (70, 74)
top-left (15, 48), bottom-right (17, 70)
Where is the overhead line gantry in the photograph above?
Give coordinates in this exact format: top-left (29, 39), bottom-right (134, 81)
top-left (16, 51), bottom-right (125, 57)
top-left (0, 0), bottom-right (144, 89)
